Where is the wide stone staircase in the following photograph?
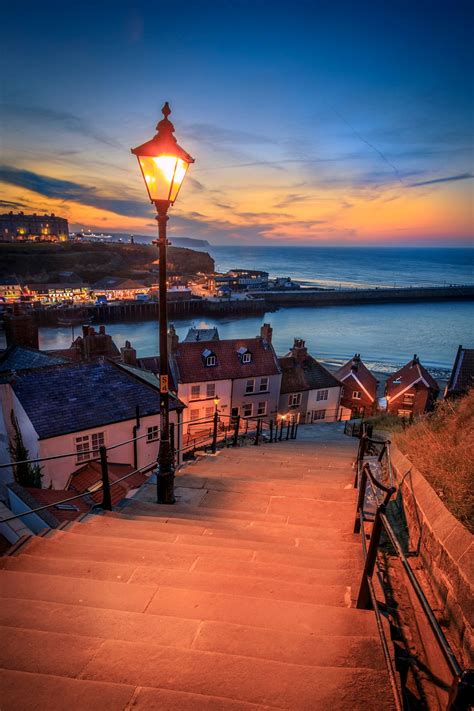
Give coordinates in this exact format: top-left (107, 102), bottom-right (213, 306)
top-left (0, 424), bottom-right (396, 710)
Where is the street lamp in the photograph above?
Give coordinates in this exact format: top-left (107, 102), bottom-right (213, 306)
top-left (132, 103), bottom-right (194, 504)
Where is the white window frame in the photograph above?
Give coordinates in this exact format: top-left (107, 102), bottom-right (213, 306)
top-left (242, 352), bottom-right (251, 364)
top-left (206, 355), bottom-right (216, 367)
top-left (312, 409), bottom-right (326, 421)
top-left (352, 391), bottom-right (362, 400)
top-left (402, 393), bottom-right (415, 405)
top-left (190, 385), bottom-right (201, 400)
top-left (189, 408), bottom-right (200, 422)
top-left (75, 431), bottom-right (104, 463)
top-left (242, 403), bottom-right (253, 418)
top-left (147, 425), bottom-right (159, 442)
top-left (259, 376), bottom-right (269, 392)
top-left (317, 389), bottom-right (328, 401)
top-left (206, 382), bottom-right (216, 398)
top-left (257, 401), bottom-right (267, 416)
top-left (289, 393), bottom-right (301, 407)
top-left (245, 379), bottom-right (255, 394)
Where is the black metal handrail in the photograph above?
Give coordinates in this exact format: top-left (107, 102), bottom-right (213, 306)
top-left (354, 447), bottom-right (471, 710)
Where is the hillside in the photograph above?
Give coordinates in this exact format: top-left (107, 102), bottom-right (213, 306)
top-left (0, 242), bottom-right (215, 283)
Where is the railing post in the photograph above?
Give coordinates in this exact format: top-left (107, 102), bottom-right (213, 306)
top-left (212, 411), bottom-right (218, 454)
top-left (279, 419), bottom-right (284, 441)
top-left (286, 420), bottom-right (290, 440)
top-left (356, 504), bottom-right (385, 609)
top-left (170, 422), bottom-right (175, 457)
top-left (290, 418), bottom-right (296, 439)
top-left (294, 414), bottom-right (300, 439)
top-left (447, 669), bottom-right (474, 711)
top-left (233, 415), bottom-right (240, 447)
top-left (254, 418), bottom-right (260, 446)
top-left (269, 419), bottom-right (274, 443)
top-left (99, 445), bottom-right (112, 511)
top-left (354, 465), bottom-right (368, 533)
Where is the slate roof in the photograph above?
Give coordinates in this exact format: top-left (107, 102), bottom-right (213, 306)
top-left (92, 277), bottom-right (146, 290)
top-left (173, 337), bottom-right (281, 383)
top-left (279, 352), bottom-right (341, 394)
top-left (0, 345), bottom-right (67, 373)
top-left (334, 355), bottom-right (378, 401)
top-left (10, 360), bottom-right (182, 440)
top-left (184, 327), bottom-right (220, 342)
top-left (385, 356), bottom-right (439, 402)
top-left (8, 482), bottom-right (93, 527)
top-left (68, 461), bottom-right (147, 506)
top-left (116, 361), bottom-right (180, 400)
top-left (446, 345), bottom-right (474, 396)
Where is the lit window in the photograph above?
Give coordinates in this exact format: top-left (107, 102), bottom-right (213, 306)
top-left (312, 410), bottom-right (326, 421)
top-left (206, 383), bottom-right (216, 398)
top-left (402, 393), bottom-right (415, 405)
top-left (75, 432), bottom-right (104, 462)
top-left (289, 393), bottom-right (301, 407)
top-left (259, 377), bottom-right (269, 392)
top-left (190, 408), bottom-right (200, 421)
top-left (245, 379), bottom-right (255, 394)
top-left (242, 403), bottom-right (253, 418)
top-left (352, 391), bottom-right (362, 400)
top-left (257, 401), bottom-right (267, 416)
top-left (147, 425), bottom-right (159, 442)
top-left (190, 385), bottom-right (201, 400)
top-left (317, 389), bottom-right (328, 401)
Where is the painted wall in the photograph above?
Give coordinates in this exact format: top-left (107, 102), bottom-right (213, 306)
top-left (278, 390), bottom-right (310, 421)
top-left (232, 373), bottom-right (282, 421)
top-left (178, 378), bottom-right (232, 436)
top-left (305, 386), bottom-right (341, 423)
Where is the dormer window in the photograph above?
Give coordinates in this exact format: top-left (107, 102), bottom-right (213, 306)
top-left (237, 346), bottom-right (251, 363)
top-left (202, 348), bottom-right (216, 367)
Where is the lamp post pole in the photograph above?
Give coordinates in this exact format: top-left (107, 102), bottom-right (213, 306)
top-left (155, 202), bottom-right (174, 503)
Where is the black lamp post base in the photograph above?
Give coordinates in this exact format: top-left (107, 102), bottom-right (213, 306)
top-left (157, 471), bottom-right (176, 504)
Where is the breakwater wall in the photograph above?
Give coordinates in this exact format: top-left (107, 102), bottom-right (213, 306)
top-left (257, 284), bottom-right (474, 308)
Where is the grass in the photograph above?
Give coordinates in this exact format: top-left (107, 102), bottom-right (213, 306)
top-left (393, 389), bottom-right (474, 533)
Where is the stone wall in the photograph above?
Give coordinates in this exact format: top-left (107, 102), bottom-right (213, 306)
top-left (390, 445), bottom-right (473, 667)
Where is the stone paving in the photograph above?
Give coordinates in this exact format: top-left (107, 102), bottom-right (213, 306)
top-left (0, 423), bottom-right (395, 710)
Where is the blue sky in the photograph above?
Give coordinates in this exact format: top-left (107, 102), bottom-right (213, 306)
top-left (1, 0), bottom-right (473, 244)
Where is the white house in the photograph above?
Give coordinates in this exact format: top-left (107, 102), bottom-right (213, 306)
top-left (0, 359), bottom-right (184, 490)
top-left (278, 339), bottom-right (342, 423)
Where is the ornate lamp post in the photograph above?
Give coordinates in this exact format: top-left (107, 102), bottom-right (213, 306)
top-left (132, 103), bottom-right (194, 503)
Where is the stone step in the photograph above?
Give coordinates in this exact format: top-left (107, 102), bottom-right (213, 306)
top-left (0, 598), bottom-right (384, 671)
top-left (146, 586), bottom-right (377, 637)
top-left (0, 669), bottom-right (136, 711)
top-left (0, 669), bottom-right (266, 711)
top-left (120, 501), bottom-right (288, 524)
top-left (77, 635), bottom-right (392, 710)
top-left (0, 569), bottom-right (157, 613)
top-left (65, 522), bottom-right (361, 561)
top-left (2, 553), bottom-right (351, 607)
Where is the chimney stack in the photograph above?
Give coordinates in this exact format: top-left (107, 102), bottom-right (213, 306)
top-left (168, 324), bottom-right (179, 353)
top-left (4, 305), bottom-right (39, 350)
top-left (260, 323), bottom-right (273, 344)
top-left (121, 340), bottom-right (137, 366)
top-left (351, 353), bottom-right (361, 372)
top-left (291, 338), bottom-right (307, 361)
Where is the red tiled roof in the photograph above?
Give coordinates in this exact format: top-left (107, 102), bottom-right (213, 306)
top-left (68, 461), bottom-right (148, 506)
top-left (173, 337), bottom-right (281, 383)
top-left (23, 487), bottom-right (92, 523)
top-left (334, 356), bottom-right (378, 401)
top-left (386, 356), bottom-right (439, 402)
top-left (279, 354), bottom-right (340, 394)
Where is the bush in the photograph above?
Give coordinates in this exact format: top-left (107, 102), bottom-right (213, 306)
top-left (393, 390), bottom-right (474, 533)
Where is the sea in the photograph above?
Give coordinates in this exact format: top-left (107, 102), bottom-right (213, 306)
top-left (15, 246), bottom-right (474, 380)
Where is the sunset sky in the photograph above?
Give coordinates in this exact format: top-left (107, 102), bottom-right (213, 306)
top-left (2, 0), bottom-right (473, 246)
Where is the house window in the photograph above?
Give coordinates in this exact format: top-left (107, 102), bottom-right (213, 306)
top-left (206, 383), bottom-right (216, 398)
top-left (259, 376), bottom-right (269, 392)
top-left (317, 389), bottom-right (328, 401)
top-left (190, 408), bottom-right (200, 422)
top-left (352, 391), bottom-right (362, 399)
top-left (206, 355), bottom-right (216, 367)
top-left (242, 352), bottom-right (251, 364)
top-left (190, 385), bottom-right (201, 400)
top-left (312, 410), bottom-right (326, 421)
top-left (257, 401), bottom-right (267, 416)
top-left (245, 379), bottom-right (255, 394)
top-left (402, 393), bottom-right (415, 405)
top-left (397, 409), bottom-right (412, 418)
top-left (242, 403), bottom-right (253, 418)
top-left (204, 406), bottom-right (214, 419)
top-left (75, 431), bottom-right (104, 462)
top-left (147, 425), bottom-right (159, 442)
top-left (289, 393), bottom-right (301, 407)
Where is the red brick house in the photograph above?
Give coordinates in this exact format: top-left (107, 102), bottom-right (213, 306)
top-left (385, 355), bottom-right (439, 417)
top-left (334, 354), bottom-right (378, 419)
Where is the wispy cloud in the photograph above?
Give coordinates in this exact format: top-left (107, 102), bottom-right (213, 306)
top-left (274, 193), bottom-right (312, 209)
top-left (408, 172), bottom-right (473, 187)
top-left (0, 166), bottom-right (150, 217)
top-left (183, 123), bottom-right (274, 146)
top-left (1, 103), bottom-right (122, 149)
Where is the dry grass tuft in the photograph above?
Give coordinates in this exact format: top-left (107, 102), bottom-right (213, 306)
top-left (394, 389), bottom-right (474, 533)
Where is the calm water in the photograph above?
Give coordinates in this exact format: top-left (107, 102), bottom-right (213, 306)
top-left (5, 247), bottom-right (472, 378)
